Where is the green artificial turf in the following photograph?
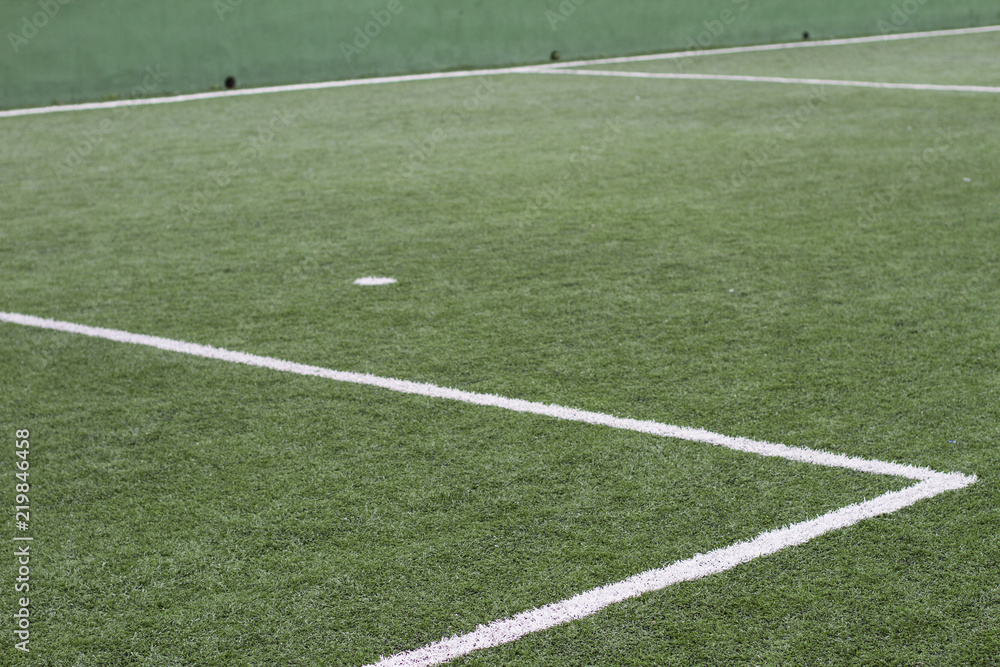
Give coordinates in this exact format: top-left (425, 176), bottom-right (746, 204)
top-left (2, 31), bottom-right (998, 666)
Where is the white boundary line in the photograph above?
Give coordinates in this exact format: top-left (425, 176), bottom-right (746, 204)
top-left (0, 65), bottom-right (544, 119)
top-left (538, 68), bottom-right (1000, 94)
top-left (544, 23), bottom-right (1000, 69)
top-left (0, 311), bottom-right (968, 483)
top-left (0, 312), bottom-right (977, 664)
top-left (1, 24), bottom-right (997, 119)
top-left (369, 478), bottom-right (965, 667)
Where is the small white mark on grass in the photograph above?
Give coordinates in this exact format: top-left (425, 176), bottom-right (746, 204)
top-left (354, 277), bottom-right (397, 286)
top-left (963, 177), bottom-right (972, 182)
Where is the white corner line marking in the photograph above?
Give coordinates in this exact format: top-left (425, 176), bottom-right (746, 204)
top-left (537, 68), bottom-right (1000, 94)
top-left (542, 24), bottom-right (1000, 69)
top-left (367, 478), bottom-right (970, 667)
top-left (0, 311), bottom-right (977, 666)
top-left (2, 24), bottom-right (997, 119)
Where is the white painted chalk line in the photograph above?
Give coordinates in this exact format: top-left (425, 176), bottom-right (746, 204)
top-left (543, 24), bottom-right (1000, 70)
top-left (367, 478), bottom-right (970, 667)
top-left (1, 24), bottom-right (997, 118)
top-left (538, 68), bottom-right (1000, 94)
top-left (0, 311), bottom-right (977, 666)
top-left (0, 65), bottom-right (544, 119)
top-left (0, 311), bottom-right (968, 483)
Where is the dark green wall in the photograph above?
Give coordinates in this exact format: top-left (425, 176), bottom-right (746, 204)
top-left (2, 0), bottom-right (998, 110)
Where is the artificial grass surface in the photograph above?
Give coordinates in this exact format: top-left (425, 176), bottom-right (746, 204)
top-left (2, 31), bottom-right (998, 666)
top-left (1, 328), bottom-right (910, 666)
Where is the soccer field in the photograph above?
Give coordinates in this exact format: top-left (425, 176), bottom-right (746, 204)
top-left (2, 27), bottom-right (999, 666)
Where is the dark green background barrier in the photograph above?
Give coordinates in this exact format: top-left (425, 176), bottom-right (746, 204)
top-left (1, 0), bottom-right (997, 110)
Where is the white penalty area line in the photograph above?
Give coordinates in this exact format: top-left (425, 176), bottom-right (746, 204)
top-left (538, 68), bottom-right (1000, 94)
top-left (0, 311), bottom-right (977, 666)
top-left (1, 24), bottom-right (997, 119)
top-left (0, 311), bottom-right (967, 483)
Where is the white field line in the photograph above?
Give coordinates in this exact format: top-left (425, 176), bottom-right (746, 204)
top-left (0, 311), bottom-right (978, 666)
top-left (0, 311), bottom-right (964, 483)
top-left (543, 24), bottom-right (1000, 69)
top-left (368, 477), bottom-right (970, 667)
top-left (1, 24), bottom-right (997, 119)
top-left (537, 68), bottom-right (1000, 94)
top-left (0, 65), bottom-right (543, 119)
